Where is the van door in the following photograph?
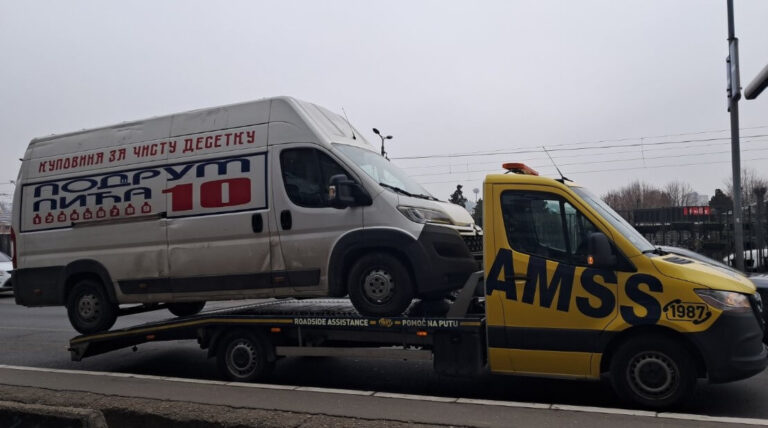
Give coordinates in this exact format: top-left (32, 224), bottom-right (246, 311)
top-left (486, 184), bottom-right (620, 378)
top-left (269, 144), bottom-right (363, 294)
top-left (166, 151), bottom-right (272, 296)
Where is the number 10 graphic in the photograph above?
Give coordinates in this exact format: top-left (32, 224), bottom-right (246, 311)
top-left (162, 178), bottom-right (252, 212)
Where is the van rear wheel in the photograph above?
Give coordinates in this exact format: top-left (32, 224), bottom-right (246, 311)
top-left (609, 335), bottom-right (696, 409)
top-left (168, 301), bottom-right (206, 317)
top-left (347, 253), bottom-right (414, 316)
top-left (66, 279), bottom-right (118, 334)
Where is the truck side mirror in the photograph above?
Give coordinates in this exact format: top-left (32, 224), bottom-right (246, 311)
top-left (328, 174), bottom-right (372, 209)
top-left (587, 232), bottom-right (617, 269)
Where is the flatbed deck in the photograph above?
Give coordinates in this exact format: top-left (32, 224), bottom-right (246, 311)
top-left (69, 273), bottom-right (487, 379)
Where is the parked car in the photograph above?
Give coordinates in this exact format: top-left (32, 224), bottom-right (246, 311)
top-left (0, 252), bottom-right (12, 293)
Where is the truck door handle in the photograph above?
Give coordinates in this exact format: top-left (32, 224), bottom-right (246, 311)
top-left (280, 210), bottom-right (292, 230)
top-left (251, 213), bottom-right (263, 233)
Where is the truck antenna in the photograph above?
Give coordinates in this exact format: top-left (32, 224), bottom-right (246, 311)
top-left (341, 107), bottom-right (357, 140)
top-left (542, 146), bottom-right (570, 182)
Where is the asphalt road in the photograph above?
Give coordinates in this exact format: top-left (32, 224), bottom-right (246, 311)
top-left (1, 293), bottom-right (766, 419)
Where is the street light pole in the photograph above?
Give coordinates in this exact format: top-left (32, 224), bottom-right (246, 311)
top-left (372, 128), bottom-right (393, 159)
top-left (727, 0), bottom-right (745, 271)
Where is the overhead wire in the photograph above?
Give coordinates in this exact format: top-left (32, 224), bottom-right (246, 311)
top-left (418, 156), bottom-right (768, 185)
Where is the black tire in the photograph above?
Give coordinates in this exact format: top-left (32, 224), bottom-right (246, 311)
top-left (347, 253), bottom-right (415, 316)
top-left (66, 279), bottom-right (118, 334)
top-left (216, 330), bottom-right (274, 382)
top-left (609, 334), bottom-right (696, 409)
top-left (168, 301), bottom-right (206, 317)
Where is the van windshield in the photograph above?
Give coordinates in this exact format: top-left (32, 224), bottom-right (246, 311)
top-left (333, 144), bottom-right (435, 199)
top-left (571, 186), bottom-right (656, 253)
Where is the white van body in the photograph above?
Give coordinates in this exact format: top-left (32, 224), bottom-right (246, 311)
top-left (12, 97), bottom-right (480, 333)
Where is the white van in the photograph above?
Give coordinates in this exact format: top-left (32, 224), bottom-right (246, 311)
top-left (11, 97), bottom-right (480, 333)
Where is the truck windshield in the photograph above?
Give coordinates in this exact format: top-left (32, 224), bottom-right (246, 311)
top-left (571, 186), bottom-right (655, 253)
top-left (333, 144), bottom-right (435, 199)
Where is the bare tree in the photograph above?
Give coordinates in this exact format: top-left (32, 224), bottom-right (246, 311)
top-left (602, 180), bottom-right (673, 211)
top-left (664, 180), bottom-right (696, 206)
top-left (725, 168), bottom-right (768, 207)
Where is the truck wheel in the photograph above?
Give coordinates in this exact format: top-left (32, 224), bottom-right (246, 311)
top-left (217, 330), bottom-right (274, 382)
top-left (347, 253), bottom-right (415, 316)
top-left (609, 335), bottom-right (696, 409)
top-left (168, 301), bottom-right (206, 317)
top-left (66, 279), bottom-right (118, 334)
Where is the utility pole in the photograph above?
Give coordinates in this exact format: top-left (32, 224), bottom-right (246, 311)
top-left (755, 187), bottom-right (767, 271)
top-left (726, 0), bottom-right (745, 271)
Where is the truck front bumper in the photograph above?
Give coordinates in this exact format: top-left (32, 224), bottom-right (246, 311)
top-left (689, 310), bottom-right (768, 383)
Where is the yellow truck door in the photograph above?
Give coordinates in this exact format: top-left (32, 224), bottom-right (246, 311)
top-left (485, 181), bottom-right (626, 378)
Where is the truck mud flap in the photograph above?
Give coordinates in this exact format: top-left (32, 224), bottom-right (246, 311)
top-left (433, 331), bottom-right (485, 377)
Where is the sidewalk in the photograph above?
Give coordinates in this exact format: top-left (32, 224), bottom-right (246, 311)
top-left (0, 365), bottom-right (763, 427)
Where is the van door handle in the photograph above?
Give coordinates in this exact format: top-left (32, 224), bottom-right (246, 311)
top-left (280, 210), bottom-right (292, 230)
top-left (251, 213), bottom-right (263, 233)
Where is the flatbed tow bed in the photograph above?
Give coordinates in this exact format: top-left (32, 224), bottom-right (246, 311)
top-left (69, 273), bottom-right (487, 380)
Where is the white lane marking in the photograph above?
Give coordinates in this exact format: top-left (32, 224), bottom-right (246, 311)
top-left (658, 413), bottom-right (768, 426)
top-left (2, 365), bottom-right (768, 425)
top-left (457, 398), bottom-right (550, 409)
top-left (373, 392), bottom-right (457, 402)
top-left (227, 382), bottom-right (298, 390)
top-left (551, 404), bottom-right (656, 417)
top-left (159, 376), bottom-right (229, 386)
top-left (297, 386), bottom-right (375, 396)
top-left (0, 326), bottom-right (73, 332)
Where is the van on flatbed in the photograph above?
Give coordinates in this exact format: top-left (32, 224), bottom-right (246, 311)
top-left (10, 96), bottom-right (480, 334)
top-left (68, 163), bottom-right (768, 409)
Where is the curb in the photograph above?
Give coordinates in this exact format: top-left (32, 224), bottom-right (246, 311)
top-left (0, 400), bottom-right (107, 428)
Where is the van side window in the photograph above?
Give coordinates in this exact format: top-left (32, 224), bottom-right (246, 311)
top-left (280, 148), bottom-right (351, 208)
top-left (500, 191), bottom-right (599, 266)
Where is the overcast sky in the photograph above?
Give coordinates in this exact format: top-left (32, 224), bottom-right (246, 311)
top-left (1, 0), bottom-right (767, 204)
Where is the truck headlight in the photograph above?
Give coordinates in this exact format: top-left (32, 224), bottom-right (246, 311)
top-left (695, 289), bottom-right (751, 312)
top-left (397, 206), bottom-right (452, 225)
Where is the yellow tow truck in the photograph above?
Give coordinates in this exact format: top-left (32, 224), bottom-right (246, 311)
top-left (68, 163), bottom-right (767, 408)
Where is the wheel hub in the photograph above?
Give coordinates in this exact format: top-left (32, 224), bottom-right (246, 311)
top-left (228, 340), bottom-right (257, 375)
top-left (362, 269), bottom-right (395, 303)
top-left (628, 352), bottom-right (677, 398)
top-left (78, 294), bottom-right (100, 320)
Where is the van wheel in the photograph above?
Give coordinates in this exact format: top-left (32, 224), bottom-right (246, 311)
top-left (66, 279), bottom-right (118, 334)
top-left (609, 335), bottom-right (696, 409)
top-left (168, 301), bottom-right (206, 317)
top-left (217, 330), bottom-right (274, 382)
top-left (347, 253), bottom-right (414, 316)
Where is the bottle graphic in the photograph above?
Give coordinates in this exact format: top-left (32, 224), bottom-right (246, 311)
top-left (83, 208), bottom-right (93, 220)
top-left (70, 210), bottom-right (80, 221)
top-left (125, 203), bottom-right (135, 215)
top-left (33, 214), bottom-right (42, 225)
top-left (96, 207), bottom-right (106, 218)
top-left (110, 206), bottom-right (120, 217)
top-left (57, 211), bottom-right (66, 222)
top-left (45, 213), bottom-right (54, 223)
top-left (141, 202), bottom-right (151, 214)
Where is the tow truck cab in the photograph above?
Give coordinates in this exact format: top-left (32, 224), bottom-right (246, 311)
top-left (483, 163), bottom-right (766, 407)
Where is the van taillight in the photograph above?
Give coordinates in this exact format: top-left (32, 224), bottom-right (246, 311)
top-left (10, 227), bottom-right (17, 269)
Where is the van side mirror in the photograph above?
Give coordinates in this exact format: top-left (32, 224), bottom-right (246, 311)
top-left (587, 232), bottom-right (617, 269)
top-left (328, 174), bottom-right (372, 209)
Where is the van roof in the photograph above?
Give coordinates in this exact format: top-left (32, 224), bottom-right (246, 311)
top-left (27, 96), bottom-right (374, 154)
